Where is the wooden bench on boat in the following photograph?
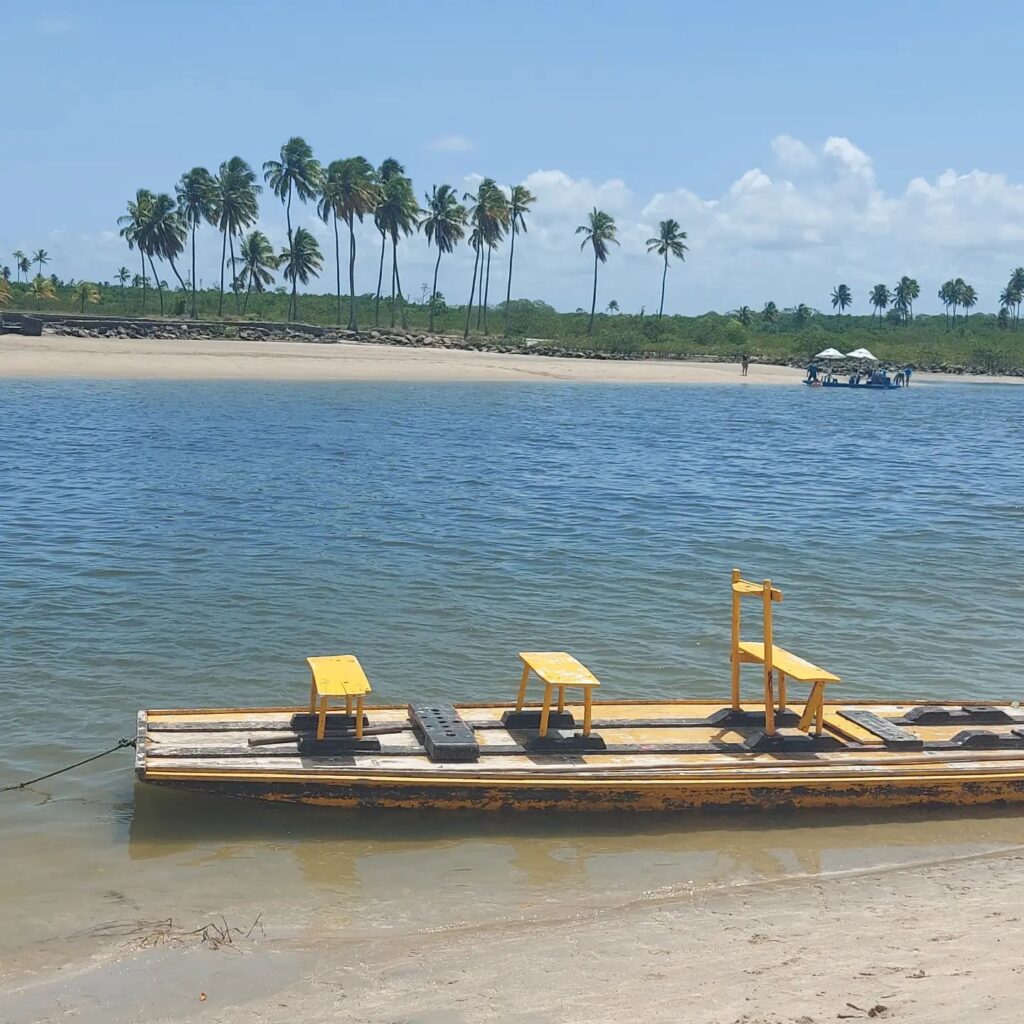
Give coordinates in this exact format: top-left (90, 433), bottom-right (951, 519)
top-left (306, 654), bottom-right (372, 740)
top-left (514, 651), bottom-right (600, 737)
top-left (730, 569), bottom-right (840, 735)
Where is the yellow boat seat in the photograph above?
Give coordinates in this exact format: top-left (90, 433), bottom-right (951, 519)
top-left (515, 651), bottom-right (600, 737)
top-left (306, 654), bottom-right (372, 741)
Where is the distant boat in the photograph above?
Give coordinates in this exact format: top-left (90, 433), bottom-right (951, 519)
top-left (805, 379), bottom-right (901, 390)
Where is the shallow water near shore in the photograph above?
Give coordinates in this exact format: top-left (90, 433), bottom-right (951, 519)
top-left (1, 378), bottom-right (1023, 980)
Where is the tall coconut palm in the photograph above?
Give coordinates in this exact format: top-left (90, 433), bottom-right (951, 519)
top-left (794, 303), bottom-right (812, 328)
top-left (869, 284), bottom-right (891, 322)
top-left (278, 227), bottom-right (322, 322)
top-left (1008, 267), bottom-right (1024, 328)
top-left (118, 189), bottom-right (155, 312)
top-left (263, 137), bottom-right (322, 251)
top-left (73, 281), bottom-right (100, 312)
top-left (18, 256), bottom-right (31, 282)
top-left (238, 230), bottom-right (277, 312)
top-left (373, 157), bottom-right (405, 325)
top-left (938, 280), bottom-right (955, 327)
top-left (999, 284), bottom-right (1020, 325)
top-left (478, 186), bottom-right (509, 334)
top-left (319, 157), bottom-right (378, 330)
top-left (503, 184), bottom-right (535, 332)
top-left (462, 179), bottom-right (504, 336)
top-left (761, 301), bottom-right (778, 324)
top-left (645, 219), bottom-right (688, 320)
top-left (176, 167), bottom-right (216, 318)
top-left (960, 282), bottom-right (977, 322)
top-left (830, 284), bottom-right (852, 318)
top-left (375, 174), bottom-right (419, 328)
top-left (115, 266), bottom-right (130, 310)
top-left (575, 208), bottom-right (619, 336)
top-left (420, 184), bottom-right (467, 332)
top-left (212, 157), bottom-right (261, 316)
top-left (143, 192), bottom-right (189, 312)
top-left (892, 275), bottom-right (919, 325)
top-left (733, 305), bottom-right (754, 326)
top-left (12, 250), bottom-right (25, 283)
top-left (32, 249), bottom-right (50, 278)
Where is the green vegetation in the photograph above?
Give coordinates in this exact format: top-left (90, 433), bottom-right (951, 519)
top-left (4, 134), bottom-right (1024, 374)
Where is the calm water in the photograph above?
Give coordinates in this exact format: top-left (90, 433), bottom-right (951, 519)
top-left (1, 378), bottom-right (1023, 978)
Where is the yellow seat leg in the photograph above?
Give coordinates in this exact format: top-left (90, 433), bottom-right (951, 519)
top-left (317, 697), bottom-right (328, 740)
top-left (538, 684), bottom-right (553, 737)
top-left (582, 686), bottom-right (593, 737)
top-left (355, 695), bottom-right (365, 740)
top-left (798, 684), bottom-right (824, 733)
top-left (515, 664), bottom-right (530, 711)
top-left (777, 671), bottom-right (787, 712)
top-left (763, 671), bottom-right (776, 735)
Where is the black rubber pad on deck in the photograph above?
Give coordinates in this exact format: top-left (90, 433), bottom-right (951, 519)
top-left (500, 709), bottom-right (577, 730)
top-left (408, 703), bottom-right (480, 762)
top-left (838, 710), bottom-right (923, 749)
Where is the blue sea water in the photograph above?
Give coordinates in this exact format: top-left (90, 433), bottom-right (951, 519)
top-left (1, 377), bottom-right (1023, 974)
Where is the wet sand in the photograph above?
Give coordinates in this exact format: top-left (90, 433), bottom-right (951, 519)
top-left (2, 848), bottom-right (1020, 1023)
top-left (1, 334), bottom-right (1018, 384)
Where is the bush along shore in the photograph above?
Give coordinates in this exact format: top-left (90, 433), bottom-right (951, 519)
top-left (5, 311), bottom-right (1023, 376)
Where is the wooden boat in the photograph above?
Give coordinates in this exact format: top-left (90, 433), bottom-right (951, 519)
top-left (804, 379), bottom-right (901, 390)
top-left (135, 571), bottom-right (1024, 813)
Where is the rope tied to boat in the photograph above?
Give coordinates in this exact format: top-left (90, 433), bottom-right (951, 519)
top-left (0, 737), bottom-right (136, 794)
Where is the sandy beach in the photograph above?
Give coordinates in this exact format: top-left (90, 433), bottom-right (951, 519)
top-left (1, 334), bottom-right (1019, 384)
top-left (2, 846), bottom-right (1021, 1023)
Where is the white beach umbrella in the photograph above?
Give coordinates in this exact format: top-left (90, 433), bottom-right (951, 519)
top-left (815, 347), bottom-right (845, 360)
top-left (846, 348), bottom-right (878, 361)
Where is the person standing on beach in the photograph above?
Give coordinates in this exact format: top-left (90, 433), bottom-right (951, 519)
top-left (741, 354), bottom-right (750, 377)
top-left (904, 365), bottom-right (913, 386)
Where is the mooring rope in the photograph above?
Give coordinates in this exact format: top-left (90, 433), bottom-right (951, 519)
top-left (0, 737), bottom-right (136, 794)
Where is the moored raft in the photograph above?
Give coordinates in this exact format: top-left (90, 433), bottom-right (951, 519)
top-left (135, 571), bottom-right (1024, 813)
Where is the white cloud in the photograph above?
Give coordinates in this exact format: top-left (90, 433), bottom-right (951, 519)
top-left (427, 135), bottom-right (475, 153)
top-left (771, 134), bottom-right (816, 171)
top-left (36, 136), bottom-right (1024, 316)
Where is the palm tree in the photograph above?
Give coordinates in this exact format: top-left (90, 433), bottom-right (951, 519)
top-left (938, 280), bottom-right (955, 327)
top-left (375, 174), bottom-right (419, 329)
top-left (999, 284), bottom-right (1020, 327)
top-left (18, 256), bottom-right (31, 282)
top-left (143, 192), bottom-right (189, 312)
top-left (32, 249), bottom-right (50, 278)
top-left (960, 282), bottom-right (977, 322)
top-left (606, 299), bottom-right (619, 313)
top-left (478, 186), bottom-right (509, 334)
top-left (115, 267), bottom-right (131, 309)
top-left (373, 158), bottom-right (405, 325)
top-left (463, 179), bottom-right (505, 336)
top-left (73, 281), bottom-right (100, 312)
top-left (278, 227), bottom-right (322, 322)
top-left (892, 276), bottom-right (919, 325)
top-left (794, 303), bottom-right (812, 328)
top-left (238, 231), bottom-right (277, 313)
top-left (263, 137), bottom-right (322, 252)
top-left (118, 189), bottom-right (154, 312)
top-left (761, 301), bottom-right (778, 324)
top-left (869, 284), bottom-right (891, 322)
top-left (28, 275), bottom-right (56, 305)
top-left (733, 305), bottom-right (754, 326)
top-left (998, 306), bottom-right (1011, 330)
top-left (319, 157), bottom-right (378, 330)
top-left (645, 218), bottom-right (688, 319)
top-left (504, 184), bottom-right (535, 332)
top-left (12, 250), bottom-right (25, 283)
top-left (212, 157), bottom-right (261, 316)
top-left (176, 167), bottom-right (216, 318)
top-left (575, 208), bottom-right (619, 336)
top-left (1008, 267), bottom-right (1024, 328)
top-left (420, 184), bottom-right (467, 331)
top-left (830, 284), bottom-right (852, 318)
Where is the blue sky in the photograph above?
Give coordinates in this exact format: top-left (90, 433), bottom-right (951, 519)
top-left (5, 0), bottom-right (1023, 314)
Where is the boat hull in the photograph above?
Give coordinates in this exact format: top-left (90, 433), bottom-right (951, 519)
top-left (136, 699), bottom-right (1024, 813)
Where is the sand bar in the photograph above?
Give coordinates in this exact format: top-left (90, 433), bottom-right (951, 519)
top-left (1, 334), bottom-right (1018, 384)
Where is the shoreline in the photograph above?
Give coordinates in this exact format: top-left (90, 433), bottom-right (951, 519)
top-left (1, 334), bottom-right (1021, 384)
top-left (3, 845), bottom-right (1022, 1022)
